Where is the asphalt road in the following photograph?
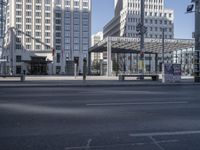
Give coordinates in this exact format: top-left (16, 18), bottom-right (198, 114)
top-left (1, 85), bottom-right (200, 150)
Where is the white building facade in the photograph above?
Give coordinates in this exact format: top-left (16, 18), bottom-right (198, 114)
top-left (1, 0), bottom-right (91, 75)
top-left (91, 32), bottom-right (103, 62)
top-left (104, 0), bottom-right (174, 39)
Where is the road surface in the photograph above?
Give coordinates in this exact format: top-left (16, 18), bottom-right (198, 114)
top-left (0, 85), bottom-right (200, 150)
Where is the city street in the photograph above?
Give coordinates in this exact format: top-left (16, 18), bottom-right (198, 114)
top-left (1, 85), bottom-right (200, 150)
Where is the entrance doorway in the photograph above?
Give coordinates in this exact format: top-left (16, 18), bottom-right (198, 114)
top-left (29, 57), bottom-right (48, 75)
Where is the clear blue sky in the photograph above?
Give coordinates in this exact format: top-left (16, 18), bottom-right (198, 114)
top-left (92, 0), bottom-right (194, 39)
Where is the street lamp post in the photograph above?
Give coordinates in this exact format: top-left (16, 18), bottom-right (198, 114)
top-left (162, 28), bottom-right (165, 65)
top-left (187, 0), bottom-right (200, 82)
top-left (139, 0), bottom-right (145, 80)
top-left (162, 28), bottom-right (165, 83)
top-left (194, 0), bottom-right (200, 82)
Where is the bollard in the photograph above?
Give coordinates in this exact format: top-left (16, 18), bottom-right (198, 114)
top-left (83, 58), bottom-right (87, 81)
top-left (21, 70), bottom-right (26, 82)
top-left (20, 74), bottom-right (25, 82)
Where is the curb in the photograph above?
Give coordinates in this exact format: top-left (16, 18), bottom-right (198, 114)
top-left (0, 82), bottom-right (200, 88)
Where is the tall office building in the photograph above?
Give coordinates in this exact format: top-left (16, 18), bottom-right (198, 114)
top-left (91, 32), bottom-right (103, 63)
top-left (2, 0), bottom-right (91, 75)
top-left (104, 0), bottom-right (174, 39)
top-left (91, 32), bottom-right (103, 47)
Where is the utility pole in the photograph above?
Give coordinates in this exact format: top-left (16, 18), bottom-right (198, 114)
top-left (194, 0), bottom-right (200, 82)
top-left (162, 28), bottom-right (165, 83)
top-left (139, 0), bottom-right (145, 80)
top-left (162, 28), bottom-right (165, 65)
top-left (186, 0), bottom-right (200, 82)
top-left (136, 0), bottom-right (147, 79)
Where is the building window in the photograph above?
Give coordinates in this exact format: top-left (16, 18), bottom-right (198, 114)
top-left (16, 55), bottom-right (22, 62)
top-left (56, 45), bottom-right (61, 50)
top-left (45, 0), bottom-right (50, 4)
top-left (83, 2), bottom-right (88, 7)
top-left (56, 32), bottom-right (61, 37)
top-left (16, 44), bottom-right (22, 50)
top-left (74, 1), bottom-right (79, 6)
top-left (56, 39), bottom-right (61, 44)
top-left (57, 53), bottom-right (61, 63)
top-left (16, 66), bottom-right (22, 74)
top-left (55, 12), bottom-right (61, 18)
top-left (36, 45), bottom-right (41, 49)
top-left (55, 19), bottom-right (61, 24)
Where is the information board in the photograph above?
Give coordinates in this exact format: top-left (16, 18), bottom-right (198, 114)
top-left (163, 63), bottom-right (181, 83)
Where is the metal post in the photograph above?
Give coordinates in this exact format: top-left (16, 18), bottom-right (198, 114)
top-left (162, 28), bottom-right (165, 65)
top-left (194, 0), bottom-right (200, 82)
top-left (192, 47), bottom-right (194, 75)
top-left (181, 49), bottom-right (184, 74)
top-left (171, 52), bottom-right (173, 64)
top-left (83, 58), bottom-right (87, 81)
top-left (9, 28), bottom-right (15, 75)
top-left (161, 28), bottom-right (165, 83)
top-left (123, 53), bottom-right (126, 73)
top-left (149, 53), bottom-right (151, 74)
top-left (98, 52), bottom-right (100, 74)
top-left (139, 0), bottom-right (145, 80)
top-left (88, 51), bottom-right (91, 75)
top-left (186, 48), bottom-right (188, 75)
top-left (155, 53), bottom-right (158, 74)
top-left (74, 63), bottom-right (77, 79)
top-left (137, 53), bottom-right (139, 73)
top-left (130, 53), bottom-right (132, 73)
top-left (107, 37), bottom-right (112, 76)
top-left (117, 53), bottom-right (119, 75)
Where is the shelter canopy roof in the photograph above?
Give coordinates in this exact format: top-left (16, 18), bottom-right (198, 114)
top-left (89, 37), bottom-right (195, 54)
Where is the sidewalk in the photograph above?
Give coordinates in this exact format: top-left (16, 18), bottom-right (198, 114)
top-left (0, 75), bottom-right (199, 88)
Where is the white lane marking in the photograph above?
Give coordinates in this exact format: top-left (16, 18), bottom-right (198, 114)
top-left (65, 139), bottom-right (92, 150)
top-left (131, 142), bottom-right (145, 146)
top-left (64, 143), bottom-right (146, 150)
top-left (87, 101), bottom-right (188, 106)
top-left (149, 136), bottom-right (165, 150)
top-left (0, 103), bottom-right (100, 116)
top-left (86, 139), bottom-right (92, 150)
top-left (130, 130), bottom-right (200, 137)
top-left (157, 139), bottom-right (179, 144)
top-left (65, 146), bottom-right (81, 150)
top-left (64, 139), bottom-right (179, 150)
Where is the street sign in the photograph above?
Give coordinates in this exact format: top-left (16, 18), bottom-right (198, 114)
top-left (136, 23), bottom-right (147, 34)
top-left (136, 23), bottom-right (142, 32)
top-left (187, 4), bottom-right (194, 13)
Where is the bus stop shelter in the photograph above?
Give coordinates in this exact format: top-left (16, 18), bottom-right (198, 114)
top-left (89, 36), bottom-right (195, 76)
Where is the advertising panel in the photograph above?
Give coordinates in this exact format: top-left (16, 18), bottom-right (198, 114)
top-left (163, 63), bottom-right (181, 83)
